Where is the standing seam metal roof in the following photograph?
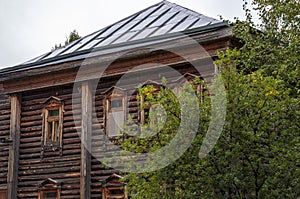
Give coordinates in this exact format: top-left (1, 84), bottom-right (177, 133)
top-left (25, 1), bottom-right (220, 63)
top-left (1, 0), bottom-right (224, 74)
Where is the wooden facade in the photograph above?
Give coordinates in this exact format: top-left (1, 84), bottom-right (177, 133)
top-left (0, 1), bottom-right (235, 198)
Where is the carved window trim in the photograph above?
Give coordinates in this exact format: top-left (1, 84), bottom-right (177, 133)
top-left (38, 178), bottom-right (62, 199)
top-left (103, 186), bottom-right (127, 199)
top-left (41, 97), bottom-right (64, 155)
top-left (101, 174), bottom-right (127, 199)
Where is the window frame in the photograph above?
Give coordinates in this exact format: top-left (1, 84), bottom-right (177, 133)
top-left (44, 107), bottom-right (61, 146)
top-left (37, 178), bottom-right (61, 199)
top-left (38, 189), bottom-right (59, 199)
top-left (138, 83), bottom-right (162, 126)
top-left (41, 97), bottom-right (64, 155)
top-left (104, 187), bottom-right (127, 199)
top-left (104, 88), bottom-right (126, 138)
top-left (101, 174), bottom-right (127, 199)
top-left (172, 73), bottom-right (205, 102)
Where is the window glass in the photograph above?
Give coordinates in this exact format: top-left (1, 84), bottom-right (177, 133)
top-left (47, 122), bottom-right (53, 140)
top-left (106, 96), bottom-right (124, 137)
top-left (109, 188), bottom-right (124, 195)
top-left (49, 109), bottom-right (59, 117)
top-left (43, 191), bottom-right (57, 199)
top-left (107, 111), bottom-right (124, 137)
top-left (110, 99), bottom-right (123, 109)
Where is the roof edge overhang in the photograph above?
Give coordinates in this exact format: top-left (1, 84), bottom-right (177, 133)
top-left (0, 22), bottom-right (229, 77)
top-left (0, 22), bottom-right (233, 94)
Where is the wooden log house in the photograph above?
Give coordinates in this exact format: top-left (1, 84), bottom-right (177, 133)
top-left (0, 1), bottom-right (235, 198)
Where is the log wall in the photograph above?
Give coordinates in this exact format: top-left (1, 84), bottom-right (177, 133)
top-left (0, 33), bottom-right (230, 198)
top-left (18, 84), bottom-right (82, 199)
top-left (0, 92), bottom-right (10, 190)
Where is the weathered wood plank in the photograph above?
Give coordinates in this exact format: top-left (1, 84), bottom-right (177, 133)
top-left (7, 94), bottom-right (21, 199)
top-left (80, 81), bottom-right (92, 199)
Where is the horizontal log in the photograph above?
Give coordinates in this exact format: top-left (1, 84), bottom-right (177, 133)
top-left (19, 161), bottom-right (80, 171)
top-left (19, 155), bottom-right (80, 165)
top-left (19, 165), bottom-right (80, 176)
top-left (18, 172), bottom-right (81, 181)
top-left (21, 120), bottom-right (42, 127)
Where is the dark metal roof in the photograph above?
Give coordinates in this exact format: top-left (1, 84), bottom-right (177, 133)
top-left (0, 0), bottom-right (226, 75)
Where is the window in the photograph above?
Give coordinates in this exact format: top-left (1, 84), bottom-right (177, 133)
top-left (39, 190), bottom-right (58, 199)
top-left (140, 94), bottom-right (149, 126)
top-left (102, 174), bottom-right (127, 199)
top-left (45, 109), bottom-right (60, 144)
top-left (173, 73), bottom-right (205, 102)
top-left (42, 97), bottom-right (63, 149)
top-left (139, 83), bottom-right (162, 126)
top-left (104, 88), bottom-right (126, 137)
top-left (0, 190), bottom-right (6, 199)
top-left (104, 187), bottom-right (126, 199)
top-left (38, 178), bottom-right (61, 199)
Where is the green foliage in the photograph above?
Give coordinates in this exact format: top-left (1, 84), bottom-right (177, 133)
top-left (121, 82), bottom-right (212, 198)
top-left (227, 0), bottom-right (300, 96)
top-left (213, 67), bottom-right (299, 198)
top-left (64, 29), bottom-right (81, 45)
top-left (118, 1), bottom-right (300, 198)
top-left (52, 29), bottom-right (81, 50)
top-left (209, 1), bottom-right (300, 197)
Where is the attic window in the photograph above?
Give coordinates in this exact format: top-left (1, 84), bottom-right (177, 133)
top-left (42, 97), bottom-right (64, 149)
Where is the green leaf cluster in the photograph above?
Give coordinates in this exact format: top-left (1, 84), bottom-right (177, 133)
top-left (116, 1), bottom-right (300, 198)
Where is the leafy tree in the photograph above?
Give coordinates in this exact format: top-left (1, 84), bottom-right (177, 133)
top-left (52, 29), bottom-right (81, 50)
top-left (64, 29), bottom-right (81, 45)
top-left (231, 0), bottom-right (299, 95)
top-left (115, 1), bottom-right (300, 198)
top-left (121, 69), bottom-right (298, 198)
top-left (121, 80), bottom-right (212, 198)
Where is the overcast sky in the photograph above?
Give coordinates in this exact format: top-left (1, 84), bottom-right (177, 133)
top-left (0, 0), bottom-right (254, 69)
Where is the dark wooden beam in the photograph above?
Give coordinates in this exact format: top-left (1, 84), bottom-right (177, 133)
top-left (80, 81), bottom-right (92, 199)
top-left (7, 94), bottom-right (21, 199)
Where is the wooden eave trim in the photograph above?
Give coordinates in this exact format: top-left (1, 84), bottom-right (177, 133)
top-left (2, 55), bottom-right (216, 94)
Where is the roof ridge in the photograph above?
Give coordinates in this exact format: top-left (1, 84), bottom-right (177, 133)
top-left (163, 0), bottom-right (204, 18)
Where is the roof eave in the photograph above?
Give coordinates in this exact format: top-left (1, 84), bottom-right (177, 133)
top-left (0, 22), bottom-right (229, 78)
